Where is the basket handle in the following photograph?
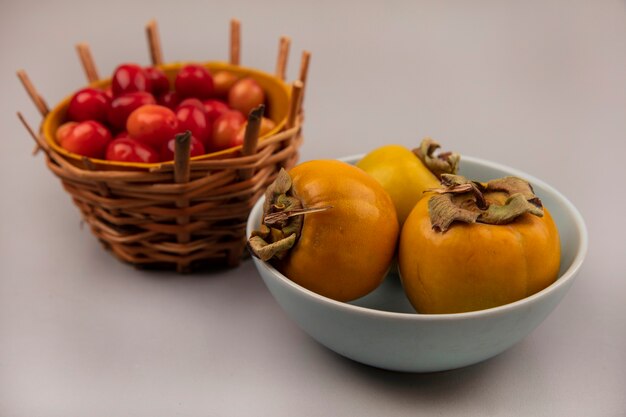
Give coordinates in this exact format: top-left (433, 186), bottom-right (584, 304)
top-left (298, 50), bottom-right (311, 111)
top-left (230, 18), bottom-right (241, 66)
top-left (174, 131), bottom-right (191, 184)
top-left (146, 19), bottom-right (164, 66)
top-left (275, 36), bottom-right (291, 80)
top-left (17, 112), bottom-right (46, 155)
top-left (286, 81), bottom-right (303, 130)
top-left (174, 131), bottom-right (192, 262)
top-left (238, 105), bottom-right (265, 180)
top-left (76, 42), bottom-right (100, 83)
top-left (16, 70), bottom-right (49, 117)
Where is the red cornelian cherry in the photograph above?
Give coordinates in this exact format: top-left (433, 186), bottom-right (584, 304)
top-left (67, 88), bottom-right (110, 123)
top-left (212, 71), bottom-right (238, 98)
top-left (56, 121), bottom-right (78, 144)
top-left (144, 66), bottom-right (170, 97)
top-left (157, 91), bottom-right (180, 110)
top-left (228, 78), bottom-right (265, 116)
top-left (108, 92), bottom-right (156, 130)
top-left (106, 137), bottom-right (159, 163)
top-left (160, 135), bottom-right (206, 161)
top-left (175, 64), bottom-right (214, 99)
top-left (178, 98), bottom-right (205, 112)
top-left (209, 110), bottom-right (245, 152)
top-left (176, 103), bottom-right (212, 147)
top-left (203, 99), bottom-right (231, 122)
top-left (112, 64), bottom-right (152, 97)
top-left (59, 120), bottom-right (112, 159)
top-left (127, 104), bottom-right (179, 149)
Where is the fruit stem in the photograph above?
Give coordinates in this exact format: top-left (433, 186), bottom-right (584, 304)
top-left (428, 174), bottom-right (544, 232)
top-left (413, 138), bottom-right (460, 179)
top-left (264, 205), bottom-right (333, 226)
top-left (248, 169), bottom-right (333, 261)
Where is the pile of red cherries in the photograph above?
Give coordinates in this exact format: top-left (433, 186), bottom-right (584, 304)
top-left (56, 63), bottom-right (275, 163)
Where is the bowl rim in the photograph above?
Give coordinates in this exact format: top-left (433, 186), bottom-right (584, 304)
top-left (247, 154), bottom-right (588, 320)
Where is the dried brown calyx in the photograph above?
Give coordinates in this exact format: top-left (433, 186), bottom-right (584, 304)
top-left (428, 174), bottom-right (544, 232)
top-left (413, 138), bottom-right (461, 179)
top-left (248, 169), bottom-right (332, 261)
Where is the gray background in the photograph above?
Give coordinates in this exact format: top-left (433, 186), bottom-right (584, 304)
top-left (1, 0), bottom-right (625, 415)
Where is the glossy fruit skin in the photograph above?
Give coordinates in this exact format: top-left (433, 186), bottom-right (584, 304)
top-left (144, 66), bottom-right (170, 96)
top-left (277, 160), bottom-right (399, 302)
top-left (106, 137), bottom-right (159, 163)
top-left (178, 98), bottom-right (205, 112)
top-left (67, 88), bottom-right (110, 123)
top-left (398, 193), bottom-right (561, 314)
top-left (175, 64), bottom-right (214, 99)
top-left (111, 64), bottom-right (151, 97)
top-left (228, 77), bottom-right (265, 116)
top-left (160, 135), bottom-right (206, 161)
top-left (108, 92), bottom-right (156, 130)
top-left (356, 145), bottom-right (440, 226)
top-left (157, 91), bottom-right (180, 110)
top-left (203, 99), bottom-right (230, 122)
top-left (127, 104), bottom-right (179, 149)
top-left (213, 71), bottom-right (238, 98)
top-left (176, 103), bottom-right (212, 147)
top-left (56, 121), bottom-right (78, 144)
top-left (59, 120), bottom-right (112, 159)
top-left (210, 111), bottom-right (245, 151)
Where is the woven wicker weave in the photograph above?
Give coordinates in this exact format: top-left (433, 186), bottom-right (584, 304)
top-left (41, 123), bottom-right (301, 271)
top-left (17, 19), bottom-right (308, 272)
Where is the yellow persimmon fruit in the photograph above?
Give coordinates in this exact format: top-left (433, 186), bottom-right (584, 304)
top-left (356, 138), bottom-right (460, 226)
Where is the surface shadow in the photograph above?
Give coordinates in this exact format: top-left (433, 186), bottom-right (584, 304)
top-left (311, 338), bottom-right (526, 406)
top-left (125, 253), bottom-right (256, 281)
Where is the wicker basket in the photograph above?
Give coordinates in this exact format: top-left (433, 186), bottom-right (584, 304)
top-left (17, 19), bottom-right (310, 272)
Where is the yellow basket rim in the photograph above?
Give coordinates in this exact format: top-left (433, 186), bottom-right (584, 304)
top-left (41, 61), bottom-right (292, 170)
